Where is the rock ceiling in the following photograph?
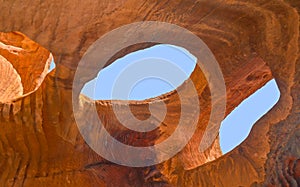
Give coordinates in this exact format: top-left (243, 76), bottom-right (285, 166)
top-left (0, 0), bottom-right (299, 186)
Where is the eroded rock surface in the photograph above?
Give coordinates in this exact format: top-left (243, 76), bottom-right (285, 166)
top-left (0, 55), bottom-right (23, 102)
top-left (0, 0), bottom-right (299, 186)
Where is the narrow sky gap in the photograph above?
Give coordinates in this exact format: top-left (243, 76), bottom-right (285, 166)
top-left (219, 79), bottom-right (280, 153)
top-left (49, 59), bottom-right (56, 72)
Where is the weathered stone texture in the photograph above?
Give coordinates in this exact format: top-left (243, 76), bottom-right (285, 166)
top-left (0, 0), bottom-right (299, 186)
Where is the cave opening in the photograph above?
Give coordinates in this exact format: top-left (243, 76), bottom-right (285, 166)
top-left (81, 44), bottom-right (197, 100)
top-left (81, 44), bottom-right (280, 156)
top-left (219, 79), bottom-right (280, 153)
top-left (49, 58), bottom-right (56, 72)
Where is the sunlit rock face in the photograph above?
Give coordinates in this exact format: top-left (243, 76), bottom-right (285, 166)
top-left (0, 32), bottom-right (52, 102)
top-left (0, 0), bottom-right (299, 186)
top-left (0, 55), bottom-right (23, 102)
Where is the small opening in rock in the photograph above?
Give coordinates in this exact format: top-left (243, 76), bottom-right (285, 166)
top-left (219, 79), bottom-right (280, 153)
top-left (49, 58), bottom-right (56, 72)
top-left (81, 44), bottom-right (197, 100)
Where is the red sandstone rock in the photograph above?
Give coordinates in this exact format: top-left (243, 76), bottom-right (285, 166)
top-left (0, 0), bottom-right (299, 186)
top-left (0, 55), bottom-right (23, 102)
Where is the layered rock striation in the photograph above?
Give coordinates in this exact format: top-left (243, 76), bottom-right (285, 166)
top-left (0, 0), bottom-right (299, 186)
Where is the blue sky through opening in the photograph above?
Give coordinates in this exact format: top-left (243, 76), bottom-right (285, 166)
top-left (81, 44), bottom-right (196, 100)
top-left (219, 79), bottom-right (279, 153)
top-left (54, 44), bottom-right (280, 154)
top-left (49, 58), bottom-right (55, 72)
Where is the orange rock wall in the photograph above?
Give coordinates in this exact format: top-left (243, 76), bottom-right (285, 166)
top-left (0, 0), bottom-right (299, 186)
